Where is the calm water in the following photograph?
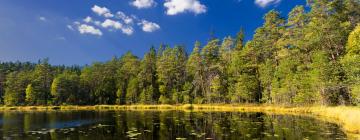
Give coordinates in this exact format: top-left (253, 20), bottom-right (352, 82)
top-left (0, 110), bottom-right (347, 140)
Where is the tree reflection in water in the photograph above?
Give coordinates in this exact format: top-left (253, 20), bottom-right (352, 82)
top-left (0, 111), bottom-right (347, 140)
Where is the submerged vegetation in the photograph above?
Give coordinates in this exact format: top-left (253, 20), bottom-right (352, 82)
top-left (0, 109), bottom-right (350, 139)
top-left (1, 0), bottom-right (360, 106)
top-left (0, 104), bottom-right (360, 136)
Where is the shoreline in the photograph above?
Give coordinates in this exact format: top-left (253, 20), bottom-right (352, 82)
top-left (0, 104), bottom-right (359, 138)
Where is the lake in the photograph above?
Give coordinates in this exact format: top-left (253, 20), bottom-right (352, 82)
top-left (0, 110), bottom-right (347, 140)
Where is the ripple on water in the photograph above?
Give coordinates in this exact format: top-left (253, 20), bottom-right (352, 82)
top-left (0, 111), bottom-right (350, 140)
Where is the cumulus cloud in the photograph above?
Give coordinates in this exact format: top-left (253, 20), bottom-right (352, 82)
top-left (83, 16), bottom-right (92, 23)
top-left (138, 20), bottom-right (160, 32)
top-left (164, 0), bottom-right (207, 15)
top-left (121, 26), bottom-right (134, 35)
top-left (101, 19), bottom-right (123, 29)
top-left (69, 5), bottom-right (162, 36)
top-left (130, 0), bottom-right (156, 9)
top-left (91, 5), bottom-right (114, 18)
top-left (255, 0), bottom-right (281, 7)
top-left (78, 24), bottom-right (103, 36)
top-left (39, 16), bottom-right (47, 21)
top-left (101, 19), bottom-right (134, 35)
top-left (116, 11), bottom-right (134, 24)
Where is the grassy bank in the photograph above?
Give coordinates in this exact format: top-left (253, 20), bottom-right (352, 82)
top-left (0, 104), bottom-right (359, 137)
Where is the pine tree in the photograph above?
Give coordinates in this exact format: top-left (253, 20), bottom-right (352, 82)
top-left (229, 43), bottom-right (261, 103)
top-left (126, 77), bottom-right (140, 104)
top-left (251, 10), bottom-right (285, 103)
top-left (234, 28), bottom-right (245, 51)
top-left (201, 39), bottom-right (221, 103)
top-left (116, 52), bottom-right (140, 104)
top-left (138, 47), bottom-right (159, 104)
top-left (30, 59), bottom-right (53, 105)
top-left (4, 71), bottom-right (31, 106)
top-left (186, 41), bottom-right (204, 103)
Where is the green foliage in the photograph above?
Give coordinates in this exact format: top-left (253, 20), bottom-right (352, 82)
top-left (126, 78), bottom-right (140, 104)
top-left (209, 75), bottom-right (222, 103)
top-left (4, 71), bottom-right (31, 106)
top-left (138, 47), bottom-right (159, 104)
top-left (30, 59), bottom-right (54, 105)
top-left (234, 28), bottom-right (245, 51)
top-left (117, 52), bottom-right (140, 104)
top-left (140, 86), bottom-right (155, 104)
top-left (0, 72), bottom-right (5, 104)
top-left (186, 42), bottom-right (203, 101)
top-left (25, 84), bottom-right (35, 105)
top-left (201, 39), bottom-right (223, 103)
top-left (158, 95), bottom-right (170, 104)
top-left (80, 59), bottom-right (118, 105)
top-left (342, 25), bottom-right (360, 104)
top-left (51, 71), bottom-right (79, 105)
top-left (231, 73), bottom-right (259, 103)
top-left (156, 46), bottom-right (187, 103)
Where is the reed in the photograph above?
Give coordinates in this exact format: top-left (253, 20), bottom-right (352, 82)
top-left (189, 104), bottom-right (360, 135)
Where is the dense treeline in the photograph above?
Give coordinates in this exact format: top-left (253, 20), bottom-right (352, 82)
top-left (1, 0), bottom-right (360, 106)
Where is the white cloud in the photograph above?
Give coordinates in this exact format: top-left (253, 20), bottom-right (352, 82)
top-left (39, 16), bottom-right (47, 21)
top-left (83, 16), bottom-right (92, 23)
top-left (78, 24), bottom-right (103, 36)
top-left (116, 11), bottom-right (134, 24)
top-left (138, 20), bottom-right (160, 32)
top-left (255, 0), bottom-right (281, 7)
top-left (91, 5), bottom-right (114, 18)
top-left (164, 0), bottom-right (207, 15)
top-left (69, 5), bottom-right (163, 36)
top-left (67, 25), bottom-right (74, 31)
top-left (121, 26), bottom-right (134, 35)
top-left (101, 19), bottom-right (123, 29)
top-left (101, 19), bottom-right (134, 35)
top-left (130, 0), bottom-right (156, 9)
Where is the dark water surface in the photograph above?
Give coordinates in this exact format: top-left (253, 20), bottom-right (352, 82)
top-left (0, 111), bottom-right (347, 140)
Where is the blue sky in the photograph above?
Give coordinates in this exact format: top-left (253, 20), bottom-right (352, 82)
top-left (0, 0), bottom-right (306, 65)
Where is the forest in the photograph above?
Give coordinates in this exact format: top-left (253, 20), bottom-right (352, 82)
top-left (0, 0), bottom-right (360, 106)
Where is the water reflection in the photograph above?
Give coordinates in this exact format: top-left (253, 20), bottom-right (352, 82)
top-left (0, 111), bottom-right (347, 140)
